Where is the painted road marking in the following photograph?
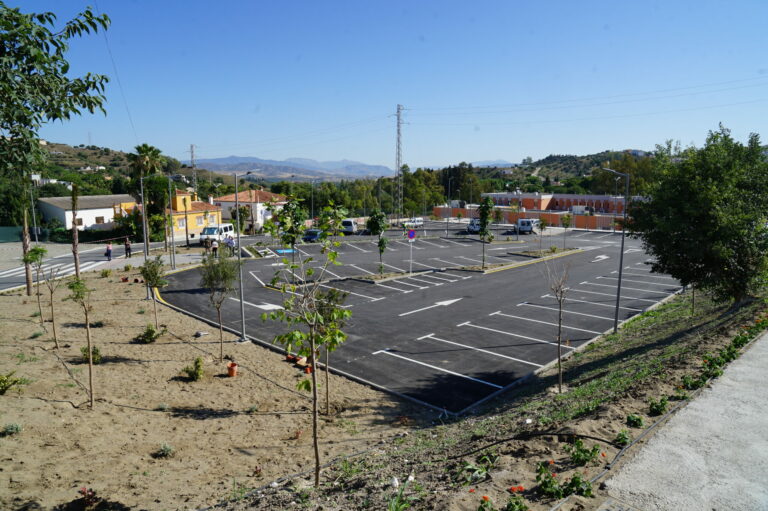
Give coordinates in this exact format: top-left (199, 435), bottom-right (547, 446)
top-left (596, 233), bottom-right (613, 239)
top-left (375, 282), bottom-right (412, 294)
top-left (518, 302), bottom-right (615, 321)
top-left (591, 255), bottom-right (610, 263)
top-left (540, 294), bottom-right (642, 312)
top-left (418, 333), bottom-right (542, 367)
top-left (320, 284), bottom-right (383, 302)
top-left (248, 271), bottom-right (266, 286)
top-left (345, 243), bottom-right (370, 253)
top-left (229, 297), bottom-right (283, 311)
top-left (458, 255), bottom-right (483, 264)
top-left (394, 280), bottom-right (428, 290)
top-left (580, 281), bottom-right (670, 296)
top-left (405, 276), bottom-right (443, 286)
top-left (419, 239), bottom-right (447, 248)
top-left (315, 267), bottom-right (342, 279)
top-left (350, 264), bottom-right (374, 275)
top-left (418, 273), bottom-right (457, 283)
top-left (383, 262), bottom-right (407, 273)
top-left (441, 238), bottom-right (468, 246)
top-left (396, 240), bottom-right (423, 249)
top-left (570, 288), bottom-right (658, 303)
top-left (458, 321), bottom-right (572, 349)
top-left (372, 349), bottom-right (503, 389)
top-left (409, 260), bottom-right (440, 270)
top-left (399, 298), bottom-right (461, 316)
top-left (490, 311), bottom-right (602, 335)
top-left (431, 257), bottom-right (460, 267)
top-left (614, 270), bottom-right (675, 280)
top-left (596, 276), bottom-right (674, 287)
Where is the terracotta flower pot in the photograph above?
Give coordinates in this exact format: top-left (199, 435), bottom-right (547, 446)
top-left (227, 362), bottom-right (238, 377)
top-left (304, 366), bottom-right (312, 374)
top-left (121, 277), bottom-right (129, 283)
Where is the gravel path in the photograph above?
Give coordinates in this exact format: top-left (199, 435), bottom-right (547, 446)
top-left (604, 333), bottom-right (768, 510)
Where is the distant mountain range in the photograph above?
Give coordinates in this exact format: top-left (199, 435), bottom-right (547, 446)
top-left (471, 159), bottom-right (515, 167)
top-left (189, 156), bottom-right (393, 180)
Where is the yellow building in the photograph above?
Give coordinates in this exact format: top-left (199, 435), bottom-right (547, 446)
top-left (167, 191), bottom-right (222, 241)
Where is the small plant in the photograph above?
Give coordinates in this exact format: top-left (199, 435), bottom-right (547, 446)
top-left (0, 371), bottom-right (28, 395)
top-left (563, 472), bottom-right (593, 497)
top-left (549, 245), bottom-right (557, 253)
top-left (626, 414), bottom-right (644, 428)
top-left (387, 474), bottom-right (416, 511)
top-left (90, 320), bottom-right (105, 328)
top-left (246, 405), bottom-right (258, 414)
top-left (29, 331), bottom-right (43, 339)
top-left (78, 487), bottom-right (98, 508)
top-left (504, 494), bottom-right (529, 511)
top-left (614, 429), bottom-right (631, 447)
top-left (478, 495), bottom-right (495, 511)
top-left (182, 357), bottom-right (204, 381)
top-left (230, 478), bottom-right (252, 502)
top-left (137, 307), bottom-right (145, 315)
top-left (30, 311), bottom-right (40, 317)
top-left (134, 323), bottom-right (164, 344)
top-left (155, 443), bottom-right (174, 458)
top-left (564, 438), bottom-right (600, 466)
top-left (155, 403), bottom-right (169, 412)
top-left (681, 373), bottom-right (704, 390)
top-left (648, 396), bottom-right (668, 416)
top-left (457, 452), bottom-right (499, 485)
top-left (14, 353), bottom-right (38, 364)
top-left (100, 269), bottom-right (112, 278)
top-left (81, 345), bottom-right (102, 364)
top-left (535, 460), bottom-right (563, 499)
top-left (124, 264), bottom-right (132, 271)
top-left (671, 386), bottom-right (690, 401)
top-left (1, 423), bottom-right (22, 437)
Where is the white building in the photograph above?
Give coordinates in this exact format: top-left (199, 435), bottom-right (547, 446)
top-left (37, 194), bottom-right (135, 231)
top-left (212, 189), bottom-right (286, 230)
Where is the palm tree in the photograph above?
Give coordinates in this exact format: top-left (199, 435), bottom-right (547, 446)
top-left (128, 144), bottom-right (165, 247)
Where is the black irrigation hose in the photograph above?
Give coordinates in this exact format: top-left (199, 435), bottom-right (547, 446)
top-left (450, 431), bottom-right (618, 460)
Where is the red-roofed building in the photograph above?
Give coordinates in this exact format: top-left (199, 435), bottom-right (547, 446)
top-left (213, 189), bottom-right (286, 232)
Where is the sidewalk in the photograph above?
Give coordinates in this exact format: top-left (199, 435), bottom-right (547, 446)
top-left (599, 333), bottom-right (768, 510)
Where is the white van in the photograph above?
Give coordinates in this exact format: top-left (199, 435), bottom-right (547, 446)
top-left (341, 219), bottom-right (358, 235)
top-left (199, 223), bottom-right (235, 244)
top-left (402, 217), bottom-right (424, 229)
top-left (467, 218), bottom-right (482, 234)
top-left (517, 218), bottom-right (539, 234)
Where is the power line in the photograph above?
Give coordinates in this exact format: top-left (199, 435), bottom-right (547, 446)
top-left (395, 104), bottom-right (403, 222)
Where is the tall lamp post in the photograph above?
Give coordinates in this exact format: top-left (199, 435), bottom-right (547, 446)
top-left (601, 167), bottom-right (630, 334)
top-left (234, 171), bottom-right (251, 342)
top-left (139, 176), bottom-right (151, 300)
top-left (445, 177), bottom-right (454, 235)
top-left (166, 174), bottom-right (176, 270)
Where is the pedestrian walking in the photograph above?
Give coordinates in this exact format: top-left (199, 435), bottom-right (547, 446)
top-left (211, 239), bottom-right (219, 258)
top-left (124, 237), bottom-right (132, 258)
top-left (226, 235), bottom-right (236, 256)
top-left (105, 241), bottom-right (113, 261)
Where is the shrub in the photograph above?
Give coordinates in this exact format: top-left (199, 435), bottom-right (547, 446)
top-left (564, 438), bottom-right (600, 466)
top-left (29, 331), bottom-right (43, 339)
top-left (155, 443), bottom-right (174, 458)
top-left (100, 269), bottom-right (112, 278)
top-left (183, 357), bottom-right (204, 381)
top-left (505, 494), bottom-right (529, 511)
top-left (456, 452), bottom-right (498, 485)
top-left (134, 323), bottom-right (164, 344)
top-left (124, 264), bottom-right (133, 271)
top-left (1, 423), bottom-right (22, 437)
top-left (0, 372), bottom-right (28, 395)
top-left (626, 414), bottom-right (643, 428)
top-left (80, 346), bottom-right (102, 364)
top-left (681, 374), bottom-right (704, 390)
top-left (614, 429), bottom-right (631, 447)
top-left (563, 472), bottom-right (593, 497)
top-left (648, 396), bottom-right (668, 416)
top-left (549, 245), bottom-right (557, 253)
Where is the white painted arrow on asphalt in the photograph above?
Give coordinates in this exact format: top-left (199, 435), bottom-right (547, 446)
top-left (591, 254), bottom-right (610, 263)
top-left (398, 298), bottom-right (463, 317)
top-left (229, 297), bottom-right (283, 311)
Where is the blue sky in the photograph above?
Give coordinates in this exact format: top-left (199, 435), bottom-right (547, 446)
top-left (23, 0), bottom-right (768, 169)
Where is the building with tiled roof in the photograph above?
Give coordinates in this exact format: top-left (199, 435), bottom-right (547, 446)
top-left (213, 189), bottom-right (286, 232)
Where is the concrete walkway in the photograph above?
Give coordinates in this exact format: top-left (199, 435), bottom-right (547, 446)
top-left (602, 333), bottom-right (768, 510)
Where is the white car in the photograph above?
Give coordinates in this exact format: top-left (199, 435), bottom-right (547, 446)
top-left (402, 217), bottom-right (424, 229)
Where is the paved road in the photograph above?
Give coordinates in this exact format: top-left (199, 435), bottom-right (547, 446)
top-left (160, 226), bottom-right (680, 414)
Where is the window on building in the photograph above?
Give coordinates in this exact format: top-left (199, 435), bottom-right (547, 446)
top-left (209, 214), bottom-right (216, 224)
top-left (95, 216), bottom-right (105, 224)
top-left (196, 216), bottom-right (204, 226)
top-left (74, 218), bottom-right (83, 226)
top-left (177, 218), bottom-right (185, 228)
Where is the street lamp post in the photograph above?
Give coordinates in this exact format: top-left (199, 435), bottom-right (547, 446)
top-left (234, 172), bottom-right (251, 342)
top-left (601, 167), bottom-right (630, 334)
top-left (139, 176), bottom-right (151, 300)
top-left (29, 187), bottom-right (38, 244)
top-left (445, 177), bottom-right (454, 235)
top-left (166, 175), bottom-right (176, 270)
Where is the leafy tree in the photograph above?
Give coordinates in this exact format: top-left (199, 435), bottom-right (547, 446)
top-left (231, 205), bottom-right (249, 232)
top-left (22, 246), bottom-right (47, 328)
top-left (367, 210), bottom-right (388, 274)
top-left (630, 126), bottom-right (768, 303)
top-left (316, 287), bottom-right (350, 415)
top-left (477, 197), bottom-right (495, 269)
top-left (263, 205), bottom-right (350, 487)
top-left (267, 197), bottom-right (307, 277)
top-left (561, 214), bottom-right (572, 250)
top-left (128, 144), bottom-right (165, 247)
top-left (66, 278), bottom-right (95, 408)
top-left (199, 254), bottom-right (239, 361)
top-left (139, 256), bottom-right (168, 329)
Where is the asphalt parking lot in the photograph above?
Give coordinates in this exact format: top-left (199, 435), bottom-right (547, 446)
top-left (160, 222), bottom-right (681, 414)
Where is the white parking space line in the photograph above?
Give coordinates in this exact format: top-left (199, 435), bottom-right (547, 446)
top-left (418, 333), bottom-right (542, 367)
top-left (442, 271), bottom-right (472, 280)
top-left (489, 247), bottom-right (513, 251)
top-left (395, 240), bottom-right (424, 249)
top-left (581, 281), bottom-right (670, 295)
top-left (315, 267), bottom-right (342, 279)
top-left (518, 302), bottom-right (615, 321)
top-left (596, 233), bottom-right (613, 239)
top-left (373, 349), bottom-right (503, 388)
top-left (345, 243), bottom-right (370, 253)
top-left (349, 264), bottom-right (374, 275)
top-left (249, 271), bottom-right (266, 286)
top-left (395, 280), bottom-right (428, 289)
top-left (376, 282), bottom-right (412, 294)
top-left (409, 260), bottom-right (440, 270)
top-left (596, 276), bottom-right (674, 287)
top-left (458, 256), bottom-right (483, 264)
top-left (297, 249), bottom-right (310, 256)
top-left (419, 273), bottom-right (457, 283)
top-left (419, 239), bottom-right (447, 248)
top-left (570, 232), bottom-right (589, 238)
top-left (541, 294), bottom-right (643, 312)
top-left (490, 311), bottom-right (602, 335)
top-left (405, 276), bottom-right (442, 286)
top-left (458, 321), bottom-right (573, 349)
top-left (431, 257), bottom-right (461, 267)
top-left (383, 262), bottom-right (407, 273)
top-left (614, 270), bottom-right (675, 280)
top-left (320, 284), bottom-right (383, 301)
top-left (442, 238), bottom-right (467, 246)
top-left (570, 288), bottom-right (658, 303)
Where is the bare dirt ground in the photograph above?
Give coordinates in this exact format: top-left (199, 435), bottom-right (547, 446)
top-left (0, 267), bottom-right (430, 510)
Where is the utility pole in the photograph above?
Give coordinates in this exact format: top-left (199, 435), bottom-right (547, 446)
top-left (190, 144), bottom-right (197, 195)
top-left (395, 104), bottom-right (403, 224)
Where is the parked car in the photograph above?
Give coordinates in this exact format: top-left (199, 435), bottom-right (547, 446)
top-left (517, 218), bottom-right (539, 234)
top-left (302, 229), bottom-right (323, 242)
top-left (467, 218), bottom-right (482, 234)
top-left (402, 217), bottom-right (424, 229)
top-left (199, 223), bottom-right (235, 244)
top-left (341, 219), bottom-right (358, 235)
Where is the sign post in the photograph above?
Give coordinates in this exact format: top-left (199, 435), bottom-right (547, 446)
top-left (407, 229), bottom-right (416, 274)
